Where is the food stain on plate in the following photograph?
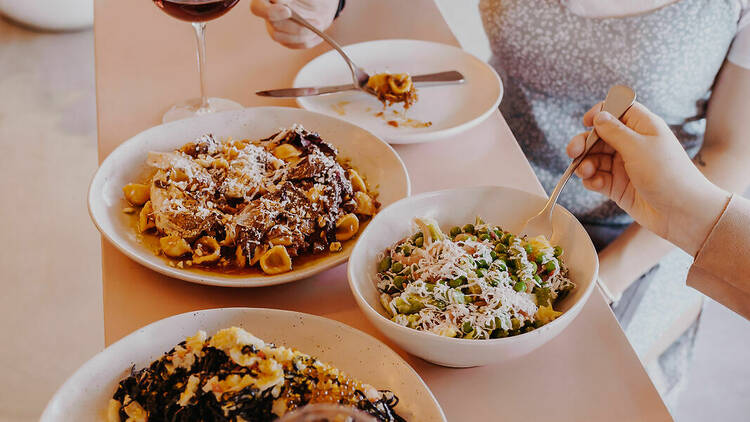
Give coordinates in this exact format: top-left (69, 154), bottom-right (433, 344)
top-left (376, 110), bottom-right (432, 129)
top-left (331, 101), bottom-right (350, 116)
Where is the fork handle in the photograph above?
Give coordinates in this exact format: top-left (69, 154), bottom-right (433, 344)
top-left (537, 85), bottom-right (637, 220)
top-left (287, 10), bottom-right (360, 85)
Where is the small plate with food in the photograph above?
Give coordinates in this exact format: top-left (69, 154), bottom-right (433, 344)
top-left (88, 107), bottom-right (410, 287)
top-left (293, 39), bottom-right (503, 144)
top-left (348, 186), bottom-right (598, 367)
top-left (41, 308), bottom-right (446, 421)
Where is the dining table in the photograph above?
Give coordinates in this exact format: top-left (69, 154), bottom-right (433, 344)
top-left (93, 0), bottom-right (673, 420)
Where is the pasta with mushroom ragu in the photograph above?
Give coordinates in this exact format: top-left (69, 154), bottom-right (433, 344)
top-left (122, 125), bottom-right (379, 275)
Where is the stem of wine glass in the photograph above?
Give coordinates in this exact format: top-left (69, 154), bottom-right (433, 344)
top-left (191, 21), bottom-right (209, 112)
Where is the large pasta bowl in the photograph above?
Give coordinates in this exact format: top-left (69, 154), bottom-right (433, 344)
top-left (88, 107), bottom-right (410, 287)
top-left (347, 186), bottom-right (598, 367)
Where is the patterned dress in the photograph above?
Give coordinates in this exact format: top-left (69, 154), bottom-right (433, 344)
top-left (479, 0), bottom-right (745, 407)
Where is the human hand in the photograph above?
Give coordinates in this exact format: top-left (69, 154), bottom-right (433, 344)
top-left (566, 102), bottom-right (730, 256)
top-left (250, 0), bottom-right (339, 49)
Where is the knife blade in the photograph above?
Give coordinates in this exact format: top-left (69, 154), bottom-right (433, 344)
top-left (256, 70), bottom-right (465, 98)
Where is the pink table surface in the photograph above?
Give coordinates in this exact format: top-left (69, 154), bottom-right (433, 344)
top-left (94, 0), bottom-right (671, 420)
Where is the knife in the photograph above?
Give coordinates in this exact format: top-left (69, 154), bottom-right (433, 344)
top-left (256, 70), bottom-right (465, 98)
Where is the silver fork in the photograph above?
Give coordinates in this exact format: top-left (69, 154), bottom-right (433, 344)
top-left (288, 10), bottom-right (371, 94)
top-left (519, 85), bottom-right (637, 240)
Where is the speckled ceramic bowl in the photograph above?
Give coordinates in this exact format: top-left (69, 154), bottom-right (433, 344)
top-left (41, 308), bottom-right (446, 421)
top-left (348, 186), bottom-right (599, 367)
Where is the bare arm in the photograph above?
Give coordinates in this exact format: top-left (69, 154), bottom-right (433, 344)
top-left (597, 62), bottom-right (750, 299)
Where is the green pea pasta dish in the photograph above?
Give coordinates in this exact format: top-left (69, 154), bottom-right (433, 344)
top-left (375, 217), bottom-right (575, 339)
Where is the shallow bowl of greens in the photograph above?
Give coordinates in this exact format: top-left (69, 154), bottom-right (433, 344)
top-left (347, 186), bottom-right (598, 367)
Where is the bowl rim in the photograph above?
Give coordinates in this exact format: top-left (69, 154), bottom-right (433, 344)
top-left (88, 106), bottom-right (411, 287)
top-left (347, 185), bottom-right (599, 346)
top-left (293, 38), bottom-right (503, 144)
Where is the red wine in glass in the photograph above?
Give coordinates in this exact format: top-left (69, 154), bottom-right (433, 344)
top-left (153, 0), bottom-right (243, 122)
top-left (154, 0), bottom-right (240, 22)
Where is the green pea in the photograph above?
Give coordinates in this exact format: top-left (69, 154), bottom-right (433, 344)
top-left (510, 274), bottom-right (519, 283)
top-left (513, 280), bottom-right (526, 292)
top-left (401, 244), bottom-right (412, 256)
top-left (424, 282), bottom-right (436, 292)
top-left (545, 261), bottom-right (557, 273)
top-left (462, 224), bottom-right (475, 234)
top-left (475, 268), bottom-right (485, 278)
top-left (411, 232), bottom-right (423, 242)
top-left (489, 279), bottom-right (499, 287)
top-left (493, 228), bottom-right (503, 238)
top-left (448, 276), bottom-right (466, 288)
top-left (554, 246), bottom-right (563, 257)
top-left (503, 234), bottom-right (515, 245)
top-left (490, 251), bottom-right (498, 260)
top-left (402, 266), bottom-right (412, 276)
top-left (393, 276), bottom-right (406, 289)
top-left (511, 317), bottom-right (521, 330)
top-left (462, 321), bottom-right (473, 333)
top-left (524, 244), bottom-right (533, 254)
top-left (415, 237), bottom-right (424, 247)
top-left (535, 254), bottom-right (545, 265)
top-left (479, 233), bottom-right (490, 241)
top-left (449, 226), bottom-right (462, 237)
top-left (378, 256), bottom-right (392, 273)
top-left (477, 259), bottom-right (489, 269)
top-left (391, 261), bottom-right (404, 273)
top-left (494, 243), bottom-right (507, 254)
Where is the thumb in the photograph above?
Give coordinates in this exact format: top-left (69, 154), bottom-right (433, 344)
top-left (593, 111), bottom-right (642, 157)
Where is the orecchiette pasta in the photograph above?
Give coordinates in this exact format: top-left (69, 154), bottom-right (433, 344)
top-left (354, 192), bottom-right (377, 216)
top-left (259, 245), bottom-right (292, 274)
top-left (124, 127), bottom-right (380, 275)
top-left (335, 213), bottom-right (360, 241)
top-left (348, 169), bottom-right (367, 193)
top-left (123, 183), bottom-right (150, 206)
top-left (138, 201), bottom-right (155, 233)
top-left (192, 236), bottom-right (221, 264)
top-left (160, 235), bottom-right (192, 258)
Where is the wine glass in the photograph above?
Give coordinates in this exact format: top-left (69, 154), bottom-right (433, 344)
top-left (153, 0), bottom-right (243, 122)
top-left (277, 404), bottom-right (378, 422)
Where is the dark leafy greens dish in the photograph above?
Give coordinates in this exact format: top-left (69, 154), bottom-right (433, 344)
top-left (108, 327), bottom-right (405, 422)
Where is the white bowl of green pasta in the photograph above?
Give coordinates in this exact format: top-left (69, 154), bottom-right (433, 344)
top-left (347, 186), bottom-right (598, 367)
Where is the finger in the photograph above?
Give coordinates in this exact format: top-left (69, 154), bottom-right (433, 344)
top-left (250, 0), bottom-right (271, 18)
top-left (566, 132), bottom-right (587, 158)
top-left (582, 172), bottom-right (612, 195)
top-left (270, 19), bottom-right (306, 35)
top-left (583, 102), bottom-right (603, 127)
top-left (620, 101), bottom-right (669, 136)
top-left (269, 29), bottom-right (320, 48)
top-left (575, 154), bottom-right (613, 178)
top-left (593, 111), bottom-right (643, 156)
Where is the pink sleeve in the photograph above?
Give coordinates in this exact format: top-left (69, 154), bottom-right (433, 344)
top-left (687, 195), bottom-right (750, 319)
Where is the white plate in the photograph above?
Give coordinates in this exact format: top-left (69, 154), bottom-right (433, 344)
top-left (41, 308), bottom-right (446, 422)
top-left (294, 39), bottom-right (503, 144)
top-left (348, 186), bottom-right (598, 367)
top-left (88, 107), bottom-right (410, 287)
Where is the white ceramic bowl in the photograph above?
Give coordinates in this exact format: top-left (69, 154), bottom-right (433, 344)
top-left (347, 186), bottom-right (598, 367)
top-left (294, 39), bottom-right (503, 144)
top-left (88, 107), bottom-right (410, 287)
top-left (41, 308), bottom-right (446, 421)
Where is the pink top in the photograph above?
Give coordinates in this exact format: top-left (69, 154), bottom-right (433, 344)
top-left (688, 195), bottom-right (750, 319)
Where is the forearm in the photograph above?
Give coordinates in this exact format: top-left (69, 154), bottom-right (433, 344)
top-left (598, 223), bottom-right (675, 298)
